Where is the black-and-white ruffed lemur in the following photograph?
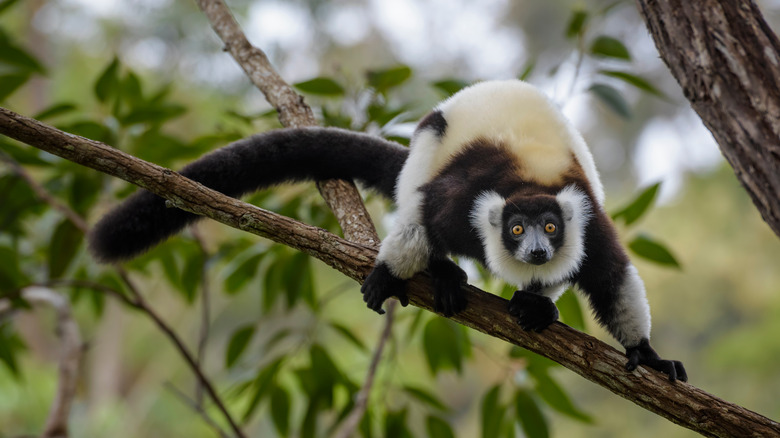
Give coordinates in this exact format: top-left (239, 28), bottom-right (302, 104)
top-left (89, 80), bottom-right (687, 381)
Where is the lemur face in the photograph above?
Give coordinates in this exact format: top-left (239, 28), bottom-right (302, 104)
top-left (501, 196), bottom-right (566, 266)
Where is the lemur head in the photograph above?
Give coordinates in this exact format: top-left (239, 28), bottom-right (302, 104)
top-left (499, 195), bottom-right (567, 265)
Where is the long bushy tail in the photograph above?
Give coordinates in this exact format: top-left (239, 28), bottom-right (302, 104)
top-left (88, 127), bottom-right (409, 262)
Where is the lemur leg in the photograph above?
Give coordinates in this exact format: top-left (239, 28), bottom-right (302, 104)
top-left (508, 283), bottom-right (564, 332)
top-left (428, 257), bottom-right (468, 316)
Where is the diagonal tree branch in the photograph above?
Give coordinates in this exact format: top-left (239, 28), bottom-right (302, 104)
top-left (1, 107), bottom-right (778, 437)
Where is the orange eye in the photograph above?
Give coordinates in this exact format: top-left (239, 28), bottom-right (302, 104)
top-left (545, 223), bottom-right (556, 233)
top-left (511, 225), bottom-right (524, 235)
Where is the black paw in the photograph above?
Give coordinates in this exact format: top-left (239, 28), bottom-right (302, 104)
top-left (360, 262), bottom-right (408, 315)
top-left (625, 338), bottom-right (688, 382)
top-left (428, 259), bottom-right (468, 317)
top-left (507, 290), bottom-right (559, 332)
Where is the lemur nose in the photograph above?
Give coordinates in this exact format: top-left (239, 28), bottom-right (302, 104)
top-left (531, 249), bottom-right (547, 259)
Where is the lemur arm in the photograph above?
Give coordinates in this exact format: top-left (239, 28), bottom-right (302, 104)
top-left (577, 211), bottom-right (687, 382)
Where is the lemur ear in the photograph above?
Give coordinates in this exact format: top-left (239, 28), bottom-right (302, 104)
top-left (559, 200), bottom-right (575, 222)
top-left (488, 203), bottom-right (503, 227)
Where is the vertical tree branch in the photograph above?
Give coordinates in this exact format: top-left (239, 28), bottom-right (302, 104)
top-left (194, 0), bottom-right (380, 246)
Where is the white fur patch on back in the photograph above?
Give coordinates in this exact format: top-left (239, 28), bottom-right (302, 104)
top-left (435, 80), bottom-right (605, 205)
top-left (469, 186), bottom-right (592, 290)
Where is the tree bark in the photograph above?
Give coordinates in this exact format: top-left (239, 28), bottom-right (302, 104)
top-left (636, 0), bottom-right (780, 238)
top-left (1, 107), bottom-right (778, 437)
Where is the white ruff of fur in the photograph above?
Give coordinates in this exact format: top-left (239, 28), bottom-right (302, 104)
top-left (470, 186), bottom-right (592, 291)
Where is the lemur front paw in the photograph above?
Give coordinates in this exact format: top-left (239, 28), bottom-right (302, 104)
top-left (428, 259), bottom-right (468, 317)
top-left (625, 338), bottom-right (688, 382)
top-left (507, 290), bottom-right (559, 332)
top-left (361, 262), bottom-right (408, 315)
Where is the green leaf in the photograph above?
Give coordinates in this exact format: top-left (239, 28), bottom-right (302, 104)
top-left (556, 289), bottom-right (585, 331)
top-left (0, 40), bottom-right (45, 73)
top-left (599, 70), bottom-right (666, 97)
top-left (329, 322), bottom-right (367, 352)
top-left (33, 103), bottom-right (78, 121)
top-left (225, 325), bottom-right (255, 368)
top-left (566, 9), bottom-right (589, 39)
top-left (0, 322), bottom-right (25, 378)
top-left (58, 121), bottom-right (115, 144)
top-left (69, 171), bottom-right (101, 215)
top-left (242, 358), bottom-right (283, 422)
top-left (0, 245), bottom-right (28, 295)
top-left (384, 408), bottom-right (413, 438)
top-left (589, 36), bottom-right (631, 60)
top-left (611, 182), bottom-right (661, 226)
top-left (519, 59), bottom-right (536, 81)
top-left (224, 252), bottom-right (264, 294)
top-left (588, 83), bottom-right (631, 118)
top-left (120, 71), bottom-right (144, 104)
top-left (628, 234), bottom-right (681, 268)
top-left (49, 219), bottom-right (83, 280)
top-left (293, 77), bottom-right (345, 96)
top-left (180, 251), bottom-right (204, 303)
top-left (432, 79), bottom-right (470, 96)
top-left (283, 252), bottom-right (314, 308)
top-left (481, 385), bottom-right (506, 438)
top-left (94, 57), bottom-right (120, 103)
top-left (534, 373), bottom-right (592, 423)
top-left (0, 0), bottom-right (23, 15)
top-left (514, 390), bottom-right (549, 438)
top-left (367, 65), bottom-right (412, 93)
top-left (119, 103), bottom-right (187, 126)
top-left (0, 73), bottom-right (30, 102)
top-left (403, 385), bottom-right (449, 411)
top-left (426, 415), bottom-right (456, 438)
top-left (422, 318), bottom-right (470, 374)
top-left (0, 140), bottom-right (51, 166)
top-left (270, 385), bottom-right (291, 436)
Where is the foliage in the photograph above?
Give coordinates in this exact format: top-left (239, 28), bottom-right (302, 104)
top-left (0, 1), bottom-right (688, 437)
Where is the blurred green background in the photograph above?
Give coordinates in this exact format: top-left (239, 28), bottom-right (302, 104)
top-left (1, 0), bottom-right (779, 437)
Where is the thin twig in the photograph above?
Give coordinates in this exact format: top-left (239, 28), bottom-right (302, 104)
top-left (0, 287), bottom-right (83, 438)
top-left (332, 301), bottom-right (397, 438)
top-left (0, 151), bottom-right (88, 232)
top-left (164, 382), bottom-right (232, 438)
top-left (115, 269), bottom-right (247, 438)
top-left (191, 225), bottom-right (212, 407)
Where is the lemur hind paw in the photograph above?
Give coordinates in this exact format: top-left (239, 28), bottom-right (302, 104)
top-left (428, 259), bottom-right (468, 317)
top-left (625, 338), bottom-right (688, 382)
top-left (361, 262), bottom-right (408, 315)
top-left (508, 290), bottom-right (559, 332)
